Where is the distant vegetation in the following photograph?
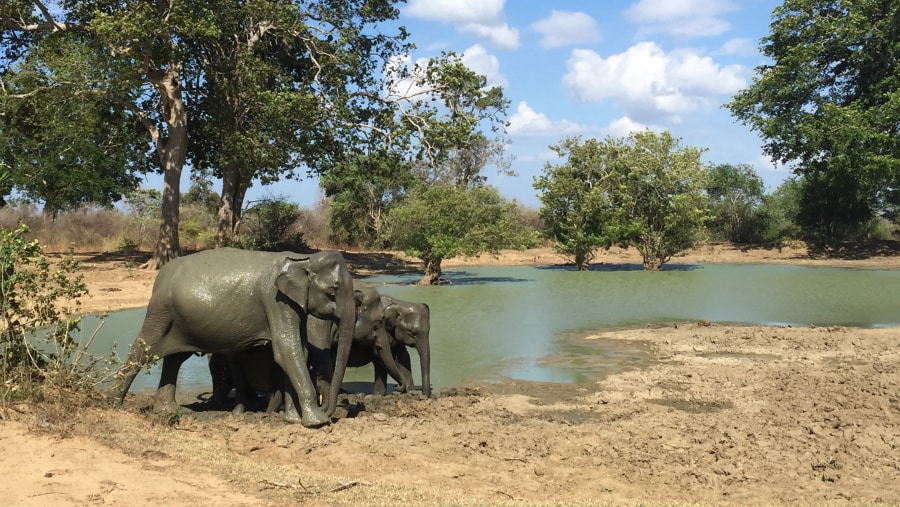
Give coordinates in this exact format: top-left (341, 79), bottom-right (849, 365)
top-left (2, 0), bottom-right (899, 277)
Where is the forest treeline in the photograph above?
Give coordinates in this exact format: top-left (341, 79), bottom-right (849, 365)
top-left (2, 1), bottom-right (899, 282)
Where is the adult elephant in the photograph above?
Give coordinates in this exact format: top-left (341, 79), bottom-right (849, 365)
top-left (312, 287), bottom-right (431, 398)
top-left (107, 248), bottom-right (356, 428)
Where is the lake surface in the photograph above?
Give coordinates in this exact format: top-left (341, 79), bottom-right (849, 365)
top-left (76, 263), bottom-right (900, 394)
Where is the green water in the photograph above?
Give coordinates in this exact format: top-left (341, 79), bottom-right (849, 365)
top-left (76, 263), bottom-right (900, 394)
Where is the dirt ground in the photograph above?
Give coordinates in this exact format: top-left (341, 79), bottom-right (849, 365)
top-left (2, 243), bottom-right (900, 506)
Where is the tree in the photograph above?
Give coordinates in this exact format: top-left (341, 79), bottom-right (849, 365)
top-left (616, 131), bottom-right (709, 270)
top-left (2, 0), bottom-right (411, 267)
top-left (759, 177), bottom-right (803, 245)
top-left (320, 150), bottom-right (414, 247)
top-left (533, 136), bottom-right (624, 270)
top-left (705, 163), bottom-right (765, 243)
top-left (0, 35), bottom-right (145, 218)
top-left (186, 0), bottom-right (411, 247)
top-left (727, 0), bottom-right (900, 239)
top-left (384, 184), bottom-right (529, 285)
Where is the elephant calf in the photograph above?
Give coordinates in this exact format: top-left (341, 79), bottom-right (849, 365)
top-left (209, 287), bottom-right (431, 412)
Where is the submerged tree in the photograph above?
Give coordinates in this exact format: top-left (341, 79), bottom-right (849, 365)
top-left (533, 136), bottom-right (624, 270)
top-left (384, 184), bottom-right (530, 285)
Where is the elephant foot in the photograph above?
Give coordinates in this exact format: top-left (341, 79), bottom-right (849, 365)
top-left (232, 404), bottom-right (247, 415)
top-left (288, 402), bottom-right (330, 428)
top-left (153, 400), bottom-right (180, 415)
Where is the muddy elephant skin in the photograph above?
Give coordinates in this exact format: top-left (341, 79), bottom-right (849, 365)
top-left (108, 248), bottom-right (356, 428)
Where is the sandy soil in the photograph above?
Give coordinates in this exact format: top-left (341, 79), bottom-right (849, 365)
top-left (2, 244), bottom-right (900, 506)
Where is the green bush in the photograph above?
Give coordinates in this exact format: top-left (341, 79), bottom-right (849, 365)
top-left (1, 224), bottom-right (107, 404)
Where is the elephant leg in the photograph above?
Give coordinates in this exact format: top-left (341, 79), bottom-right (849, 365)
top-left (207, 353), bottom-right (233, 408)
top-left (228, 353), bottom-right (258, 415)
top-left (306, 344), bottom-right (333, 407)
top-left (375, 331), bottom-right (414, 393)
top-left (154, 351), bottom-right (192, 413)
top-left (372, 358), bottom-right (389, 396)
top-left (270, 335), bottom-right (329, 428)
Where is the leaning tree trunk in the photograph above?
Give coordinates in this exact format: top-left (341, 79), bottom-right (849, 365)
top-left (419, 256), bottom-right (443, 285)
top-left (141, 64), bottom-right (188, 270)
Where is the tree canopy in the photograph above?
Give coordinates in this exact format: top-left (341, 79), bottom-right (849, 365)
top-left (727, 0), bottom-right (900, 239)
top-left (533, 136), bottom-right (622, 270)
top-left (384, 184), bottom-right (532, 285)
top-left (535, 131), bottom-right (708, 271)
top-left (2, 0), bottom-right (412, 266)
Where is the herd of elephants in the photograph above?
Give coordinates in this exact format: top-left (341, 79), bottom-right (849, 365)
top-left (107, 248), bottom-right (431, 428)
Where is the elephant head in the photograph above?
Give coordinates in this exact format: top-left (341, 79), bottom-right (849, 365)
top-left (382, 296), bottom-right (431, 397)
top-left (275, 250), bottom-right (355, 417)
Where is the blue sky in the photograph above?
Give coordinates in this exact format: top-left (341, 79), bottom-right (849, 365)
top-left (149, 0), bottom-right (785, 209)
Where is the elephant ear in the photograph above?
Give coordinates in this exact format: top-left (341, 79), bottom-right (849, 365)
top-left (275, 257), bottom-right (312, 312)
top-left (382, 299), bottom-right (402, 332)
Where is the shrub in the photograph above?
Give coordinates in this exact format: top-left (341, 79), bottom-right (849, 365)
top-left (1, 224), bottom-right (107, 405)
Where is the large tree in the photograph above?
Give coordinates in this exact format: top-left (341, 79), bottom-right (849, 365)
top-left (617, 131), bottom-right (708, 270)
top-left (0, 36), bottom-right (146, 218)
top-left (727, 0), bottom-right (900, 238)
top-left (2, 0), bottom-right (411, 267)
top-left (186, 0), bottom-right (411, 246)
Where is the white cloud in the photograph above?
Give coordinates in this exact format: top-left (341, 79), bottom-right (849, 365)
top-left (624, 0), bottom-right (738, 38)
top-left (459, 22), bottom-right (520, 50)
top-left (714, 38), bottom-right (758, 57)
top-left (507, 101), bottom-right (584, 137)
top-left (404, 0), bottom-right (504, 24)
top-left (530, 11), bottom-right (602, 48)
top-left (404, 0), bottom-right (520, 50)
top-left (606, 117), bottom-right (649, 138)
top-left (562, 42), bottom-right (749, 123)
top-left (460, 44), bottom-right (508, 88)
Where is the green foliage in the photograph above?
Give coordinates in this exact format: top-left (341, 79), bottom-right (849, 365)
top-left (384, 184), bottom-right (531, 284)
top-left (533, 136), bottom-right (624, 270)
top-left (758, 178), bottom-right (803, 245)
top-left (727, 0), bottom-right (900, 240)
top-left (0, 35), bottom-right (145, 217)
top-left (705, 163), bottom-right (766, 243)
top-left (321, 151), bottom-right (415, 248)
top-left (535, 131), bottom-right (708, 270)
top-left (238, 197), bottom-right (308, 253)
top-left (0, 223), bottom-right (104, 403)
top-left (615, 131), bottom-right (709, 270)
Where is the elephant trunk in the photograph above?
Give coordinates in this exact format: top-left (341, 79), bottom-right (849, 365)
top-left (324, 292), bottom-right (355, 416)
top-left (416, 332), bottom-right (431, 398)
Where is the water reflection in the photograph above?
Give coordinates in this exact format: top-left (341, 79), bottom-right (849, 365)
top-left (78, 263), bottom-right (900, 394)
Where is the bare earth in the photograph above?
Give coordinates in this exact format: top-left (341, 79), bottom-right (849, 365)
top-left (2, 244), bottom-right (900, 506)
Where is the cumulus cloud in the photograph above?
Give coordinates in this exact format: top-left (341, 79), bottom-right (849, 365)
top-left (562, 42), bottom-right (749, 123)
top-left (530, 11), bottom-right (602, 48)
top-left (460, 44), bottom-right (508, 88)
top-left (606, 117), bottom-right (650, 138)
top-left (714, 38), bottom-right (758, 57)
top-left (624, 0), bottom-right (738, 38)
top-left (404, 0), bottom-right (520, 50)
top-left (507, 102), bottom-right (585, 137)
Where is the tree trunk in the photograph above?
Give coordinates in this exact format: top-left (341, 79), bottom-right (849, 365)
top-left (141, 64), bottom-right (187, 270)
top-left (215, 162), bottom-right (239, 247)
top-left (419, 256), bottom-right (443, 285)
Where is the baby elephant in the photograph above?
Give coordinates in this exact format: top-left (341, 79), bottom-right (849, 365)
top-left (209, 288), bottom-right (431, 413)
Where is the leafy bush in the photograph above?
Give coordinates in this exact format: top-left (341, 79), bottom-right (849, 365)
top-left (238, 197), bottom-right (310, 252)
top-left (1, 224), bottom-right (107, 405)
